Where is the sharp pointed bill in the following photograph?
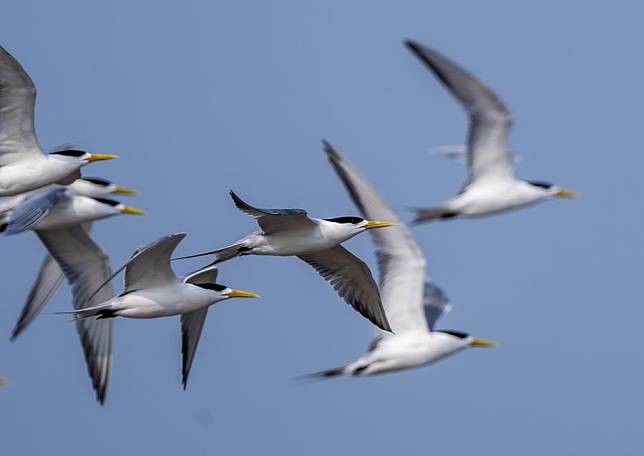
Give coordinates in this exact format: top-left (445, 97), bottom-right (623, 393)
top-left (0, 46), bottom-right (117, 196)
top-left (177, 190), bottom-right (394, 331)
top-left (308, 142), bottom-right (494, 378)
top-left (63, 233), bottom-right (259, 390)
top-left (404, 40), bottom-right (578, 224)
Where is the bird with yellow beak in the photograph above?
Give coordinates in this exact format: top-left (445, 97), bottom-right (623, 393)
top-left (176, 190), bottom-right (395, 331)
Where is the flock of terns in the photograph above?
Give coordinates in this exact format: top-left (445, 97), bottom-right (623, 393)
top-left (1, 39), bottom-right (578, 405)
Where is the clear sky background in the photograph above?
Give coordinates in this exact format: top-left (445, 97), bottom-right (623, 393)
top-left (1, 1), bottom-right (641, 454)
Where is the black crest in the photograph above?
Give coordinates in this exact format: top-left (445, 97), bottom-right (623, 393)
top-left (193, 283), bottom-right (227, 292)
top-left (527, 180), bottom-right (553, 189)
top-left (82, 177), bottom-right (111, 186)
top-left (437, 330), bottom-right (470, 339)
top-left (49, 149), bottom-right (86, 158)
top-left (324, 216), bottom-right (364, 224)
top-left (92, 197), bottom-right (120, 207)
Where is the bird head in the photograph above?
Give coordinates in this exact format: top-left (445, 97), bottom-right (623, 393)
top-left (50, 149), bottom-right (118, 165)
top-left (324, 216), bottom-right (395, 235)
top-left (191, 283), bottom-right (260, 302)
top-left (528, 180), bottom-right (579, 199)
top-left (91, 197), bottom-right (145, 217)
top-left (435, 330), bottom-right (497, 350)
top-left (70, 177), bottom-right (138, 198)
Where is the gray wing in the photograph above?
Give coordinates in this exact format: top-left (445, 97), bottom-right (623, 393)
top-left (11, 223), bottom-right (93, 340)
top-left (180, 265), bottom-right (218, 388)
top-left (324, 142), bottom-right (428, 335)
top-left (36, 225), bottom-right (113, 405)
top-left (423, 282), bottom-right (452, 330)
top-left (405, 40), bottom-right (514, 184)
top-left (298, 245), bottom-right (391, 332)
top-left (229, 191), bottom-right (316, 234)
top-left (0, 46), bottom-right (42, 164)
top-left (4, 187), bottom-right (68, 235)
top-left (90, 233), bottom-right (187, 300)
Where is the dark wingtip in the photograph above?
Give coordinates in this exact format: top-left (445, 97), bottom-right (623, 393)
top-left (321, 140), bottom-right (339, 159)
top-left (404, 38), bottom-right (420, 52)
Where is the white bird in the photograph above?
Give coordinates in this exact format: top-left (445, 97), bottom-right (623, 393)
top-left (177, 191), bottom-right (395, 331)
top-left (0, 46), bottom-right (117, 196)
top-left (404, 40), bottom-right (578, 224)
top-left (66, 233), bottom-right (260, 390)
top-left (9, 178), bottom-right (139, 340)
top-left (307, 142), bottom-right (495, 378)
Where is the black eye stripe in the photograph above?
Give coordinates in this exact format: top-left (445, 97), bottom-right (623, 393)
top-left (49, 149), bottom-right (86, 158)
top-left (193, 283), bottom-right (227, 292)
top-left (324, 216), bottom-right (364, 224)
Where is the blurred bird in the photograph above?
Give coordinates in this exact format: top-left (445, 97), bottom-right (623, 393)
top-left (2, 183), bottom-right (142, 403)
top-left (8, 178), bottom-right (139, 340)
top-left (307, 142), bottom-right (495, 378)
top-left (176, 191), bottom-right (394, 331)
top-left (65, 233), bottom-right (260, 390)
top-left (405, 40), bottom-right (578, 224)
top-left (0, 46), bottom-right (116, 197)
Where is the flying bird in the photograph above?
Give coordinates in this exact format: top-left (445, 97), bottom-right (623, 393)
top-left (404, 40), bottom-right (578, 223)
top-left (177, 191), bottom-right (394, 331)
top-left (9, 178), bottom-right (139, 340)
top-left (0, 46), bottom-right (116, 197)
top-left (308, 141), bottom-right (495, 377)
top-left (65, 233), bottom-right (259, 390)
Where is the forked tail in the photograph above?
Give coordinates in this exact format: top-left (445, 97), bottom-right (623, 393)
top-left (410, 207), bottom-right (459, 225)
top-left (55, 303), bottom-right (116, 321)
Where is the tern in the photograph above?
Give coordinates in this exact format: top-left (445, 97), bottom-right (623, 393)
top-left (307, 142), bottom-right (495, 377)
top-left (177, 191), bottom-right (395, 331)
top-left (404, 40), bottom-right (578, 224)
top-left (65, 233), bottom-right (259, 390)
top-left (0, 46), bottom-right (117, 196)
top-left (8, 178), bottom-right (139, 340)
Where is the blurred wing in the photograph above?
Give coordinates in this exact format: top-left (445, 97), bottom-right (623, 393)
top-left (12, 223), bottom-right (93, 340)
top-left (298, 245), bottom-right (391, 332)
top-left (36, 225), bottom-right (113, 405)
top-left (423, 282), bottom-right (452, 330)
top-left (4, 187), bottom-right (68, 235)
top-left (405, 40), bottom-right (514, 185)
top-left (324, 142), bottom-right (428, 335)
top-left (0, 46), bottom-right (42, 164)
top-left (229, 191), bottom-right (316, 234)
top-left (179, 265), bottom-right (219, 387)
top-left (12, 254), bottom-right (63, 339)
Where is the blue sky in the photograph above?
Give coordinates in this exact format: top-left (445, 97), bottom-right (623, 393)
top-left (1, 1), bottom-right (642, 454)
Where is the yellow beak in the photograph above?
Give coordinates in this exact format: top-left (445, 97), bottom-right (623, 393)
top-left (86, 154), bottom-right (118, 163)
top-left (364, 220), bottom-right (395, 230)
top-left (111, 185), bottom-right (138, 196)
top-left (225, 289), bottom-right (260, 299)
top-left (469, 338), bottom-right (496, 348)
top-left (554, 188), bottom-right (579, 199)
top-left (120, 207), bottom-right (145, 216)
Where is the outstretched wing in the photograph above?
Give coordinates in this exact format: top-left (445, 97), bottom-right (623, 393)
top-left (298, 245), bottom-right (391, 332)
top-left (0, 46), bottom-right (42, 164)
top-left (36, 225), bottom-right (113, 404)
top-left (229, 191), bottom-right (316, 234)
top-left (4, 187), bottom-right (68, 235)
top-left (180, 265), bottom-right (219, 388)
top-left (405, 40), bottom-right (514, 185)
top-left (324, 142), bottom-right (428, 335)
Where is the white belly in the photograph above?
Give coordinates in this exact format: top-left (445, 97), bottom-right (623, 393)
top-left (114, 284), bottom-right (217, 319)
